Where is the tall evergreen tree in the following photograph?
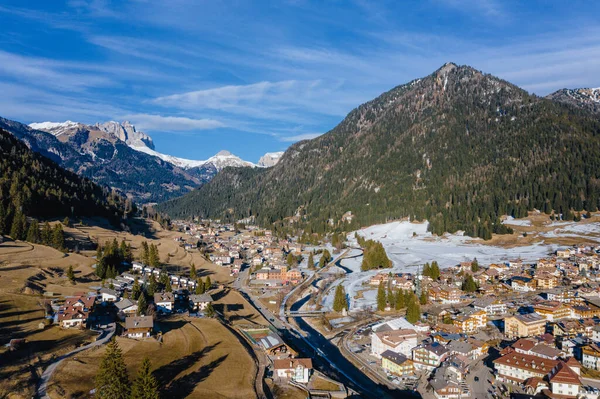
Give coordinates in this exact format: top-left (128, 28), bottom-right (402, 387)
top-left (430, 261), bottom-right (440, 280)
top-left (67, 265), bottom-right (75, 284)
top-left (41, 222), bottom-right (52, 245)
top-left (333, 284), bottom-right (348, 312)
top-left (130, 357), bottom-right (159, 399)
top-left (204, 276), bottom-right (212, 292)
top-left (376, 281), bottom-right (387, 311)
top-left (395, 289), bottom-right (405, 310)
top-left (462, 274), bottom-right (478, 293)
top-left (195, 279), bottom-right (205, 294)
top-left (132, 278), bottom-right (142, 300)
top-left (471, 258), bottom-right (479, 273)
top-left (10, 211), bottom-right (26, 240)
top-left (419, 291), bottom-right (427, 305)
top-left (190, 263), bottom-right (196, 279)
top-left (137, 295), bottom-right (147, 316)
top-left (52, 224), bottom-right (65, 250)
top-left (26, 219), bottom-right (40, 243)
top-left (405, 293), bottom-right (421, 323)
top-left (147, 275), bottom-right (157, 297)
top-left (95, 338), bottom-right (130, 399)
top-left (141, 241), bottom-right (150, 265)
top-left (307, 252), bottom-right (315, 270)
top-left (205, 302), bottom-right (215, 318)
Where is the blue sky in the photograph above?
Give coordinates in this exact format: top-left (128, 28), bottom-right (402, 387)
top-left (1, 0), bottom-right (599, 162)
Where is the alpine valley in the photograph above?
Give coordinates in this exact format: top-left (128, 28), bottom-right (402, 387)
top-left (156, 63), bottom-right (600, 239)
top-left (0, 118), bottom-right (278, 204)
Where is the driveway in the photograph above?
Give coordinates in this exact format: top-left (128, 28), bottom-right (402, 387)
top-left (35, 323), bottom-right (116, 399)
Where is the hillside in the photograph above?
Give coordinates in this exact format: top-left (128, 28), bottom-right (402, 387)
top-left (0, 128), bottom-right (128, 231)
top-left (157, 63), bottom-right (600, 239)
top-left (546, 88), bottom-right (600, 115)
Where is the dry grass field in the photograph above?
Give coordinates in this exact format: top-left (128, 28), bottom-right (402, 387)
top-left (0, 216), bottom-right (238, 398)
top-left (75, 217), bottom-right (233, 284)
top-left (51, 316), bottom-right (258, 399)
top-left (475, 212), bottom-right (600, 248)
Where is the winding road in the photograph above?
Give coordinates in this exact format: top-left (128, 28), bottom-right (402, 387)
top-left (35, 323), bottom-right (116, 399)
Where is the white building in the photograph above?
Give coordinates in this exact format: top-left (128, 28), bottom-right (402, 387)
top-left (273, 358), bottom-right (313, 384)
top-left (371, 329), bottom-right (418, 358)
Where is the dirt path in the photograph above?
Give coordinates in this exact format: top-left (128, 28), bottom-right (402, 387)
top-left (36, 323), bottom-right (116, 399)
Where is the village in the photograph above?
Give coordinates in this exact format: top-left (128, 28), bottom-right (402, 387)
top-left (3, 214), bottom-right (600, 399)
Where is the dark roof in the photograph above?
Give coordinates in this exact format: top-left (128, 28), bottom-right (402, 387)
top-left (381, 350), bottom-right (410, 365)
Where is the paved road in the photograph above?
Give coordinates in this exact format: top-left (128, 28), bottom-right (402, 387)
top-left (465, 357), bottom-right (495, 399)
top-left (35, 323), bottom-right (116, 399)
top-left (237, 249), bottom-right (410, 399)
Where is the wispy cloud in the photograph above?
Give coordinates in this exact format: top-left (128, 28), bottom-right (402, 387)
top-left (122, 114), bottom-right (225, 132)
top-left (278, 133), bottom-right (322, 142)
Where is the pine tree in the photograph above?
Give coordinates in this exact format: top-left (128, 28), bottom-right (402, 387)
top-left (376, 281), bottom-right (386, 311)
top-left (26, 219), bottom-right (40, 243)
top-left (471, 258), bottom-right (479, 273)
top-left (333, 284), bottom-right (348, 312)
top-left (422, 262), bottom-right (431, 277)
top-left (10, 211), bottom-right (26, 240)
top-left (130, 357), bottom-right (159, 399)
top-left (419, 291), bottom-right (427, 305)
top-left (308, 252), bottom-right (315, 269)
top-left (95, 338), bottom-right (130, 399)
top-left (190, 263), bottom-right (196, 279)
top-left (63, 216), bottom-right (71, 227)
top-left (195, 279), bottom-right (205, 294)
top-left (395, 289), bottom-right (405, 310)
top-left (67, 265), bottom-right (75, 284)
top-left (52, 224), bottom-right (65, 250)
top-left (462, 274), bottom-right (478, 293)
top-left (147, 275), bottom-right (157, 297)
top-left (430, 261), bottom-right (440, 280)
top-left (405, 293), bottom-right (421, 323)
top-left (137, 295), bottom-right (147, 316)
top-left (132, 278), bottom-right (142, 300)
top-left (41, 222), bottom-right (52, 245)
top-left (141, 241), bottom-right (149, 265)
top-left (286, 253), bottom-right (295, 267)
top-left (205, 302), bottom-right (215, 318)
top-left (387, 287), bottom-right (395, 309)
top-left (204, 276), bottom-right (212, 292)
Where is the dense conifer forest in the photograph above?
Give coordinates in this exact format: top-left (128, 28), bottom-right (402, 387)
top-left (0, 128), bottom-right (130, 238)
top-left (157, 64), bottom-right (600, 239)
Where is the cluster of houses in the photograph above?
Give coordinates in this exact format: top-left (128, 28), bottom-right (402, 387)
top-left (360, 244), bottom-right (600, 399)
top-left (174, 219), bottom-right (306, 287)
top-left (240, 326), bottom-right (314, 384)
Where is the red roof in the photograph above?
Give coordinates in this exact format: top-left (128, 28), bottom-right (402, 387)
top-left (549, 361), bottom-right (581, 385)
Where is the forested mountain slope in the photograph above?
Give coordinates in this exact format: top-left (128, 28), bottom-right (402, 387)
top-left (157, 63), bottom-right (600, 238)
top-left (0, 117), bottom-right (209, 203)
top-left (0, 128), bottom-right (129, 232)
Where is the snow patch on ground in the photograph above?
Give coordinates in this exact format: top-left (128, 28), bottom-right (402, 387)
top-left (503, 216), bottom-right (532, 227)
top-left (322, 221), bottom-right (561, 312)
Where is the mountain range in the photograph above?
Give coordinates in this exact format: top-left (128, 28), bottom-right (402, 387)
top-left (0, 118), bottom-right (282, 204)
top-left (156, 63), bottom-right (600, 239)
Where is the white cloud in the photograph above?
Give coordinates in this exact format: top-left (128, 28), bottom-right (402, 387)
top-left (279, 133), bottom-right (322, 142)
top-left (121, 114), bottom-right (225, 132)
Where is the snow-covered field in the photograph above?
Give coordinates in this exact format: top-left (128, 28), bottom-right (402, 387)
top-left (322, 220), bottom-right (562, 312)
top-left (502, 216), bottom-right (532, 227)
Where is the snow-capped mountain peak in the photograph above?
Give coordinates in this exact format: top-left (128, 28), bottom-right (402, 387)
top-left (29, 120), bottom-right (278, 172)
top-left (258, 151), bottom-right (284, 167)
top-left (29, 121), bottom-right (83, 136)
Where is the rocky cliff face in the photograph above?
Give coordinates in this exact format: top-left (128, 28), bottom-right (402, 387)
top-left (95, 121), bottom-right (155, 149)
top-left (258, 151), bottom-right (284, 167)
